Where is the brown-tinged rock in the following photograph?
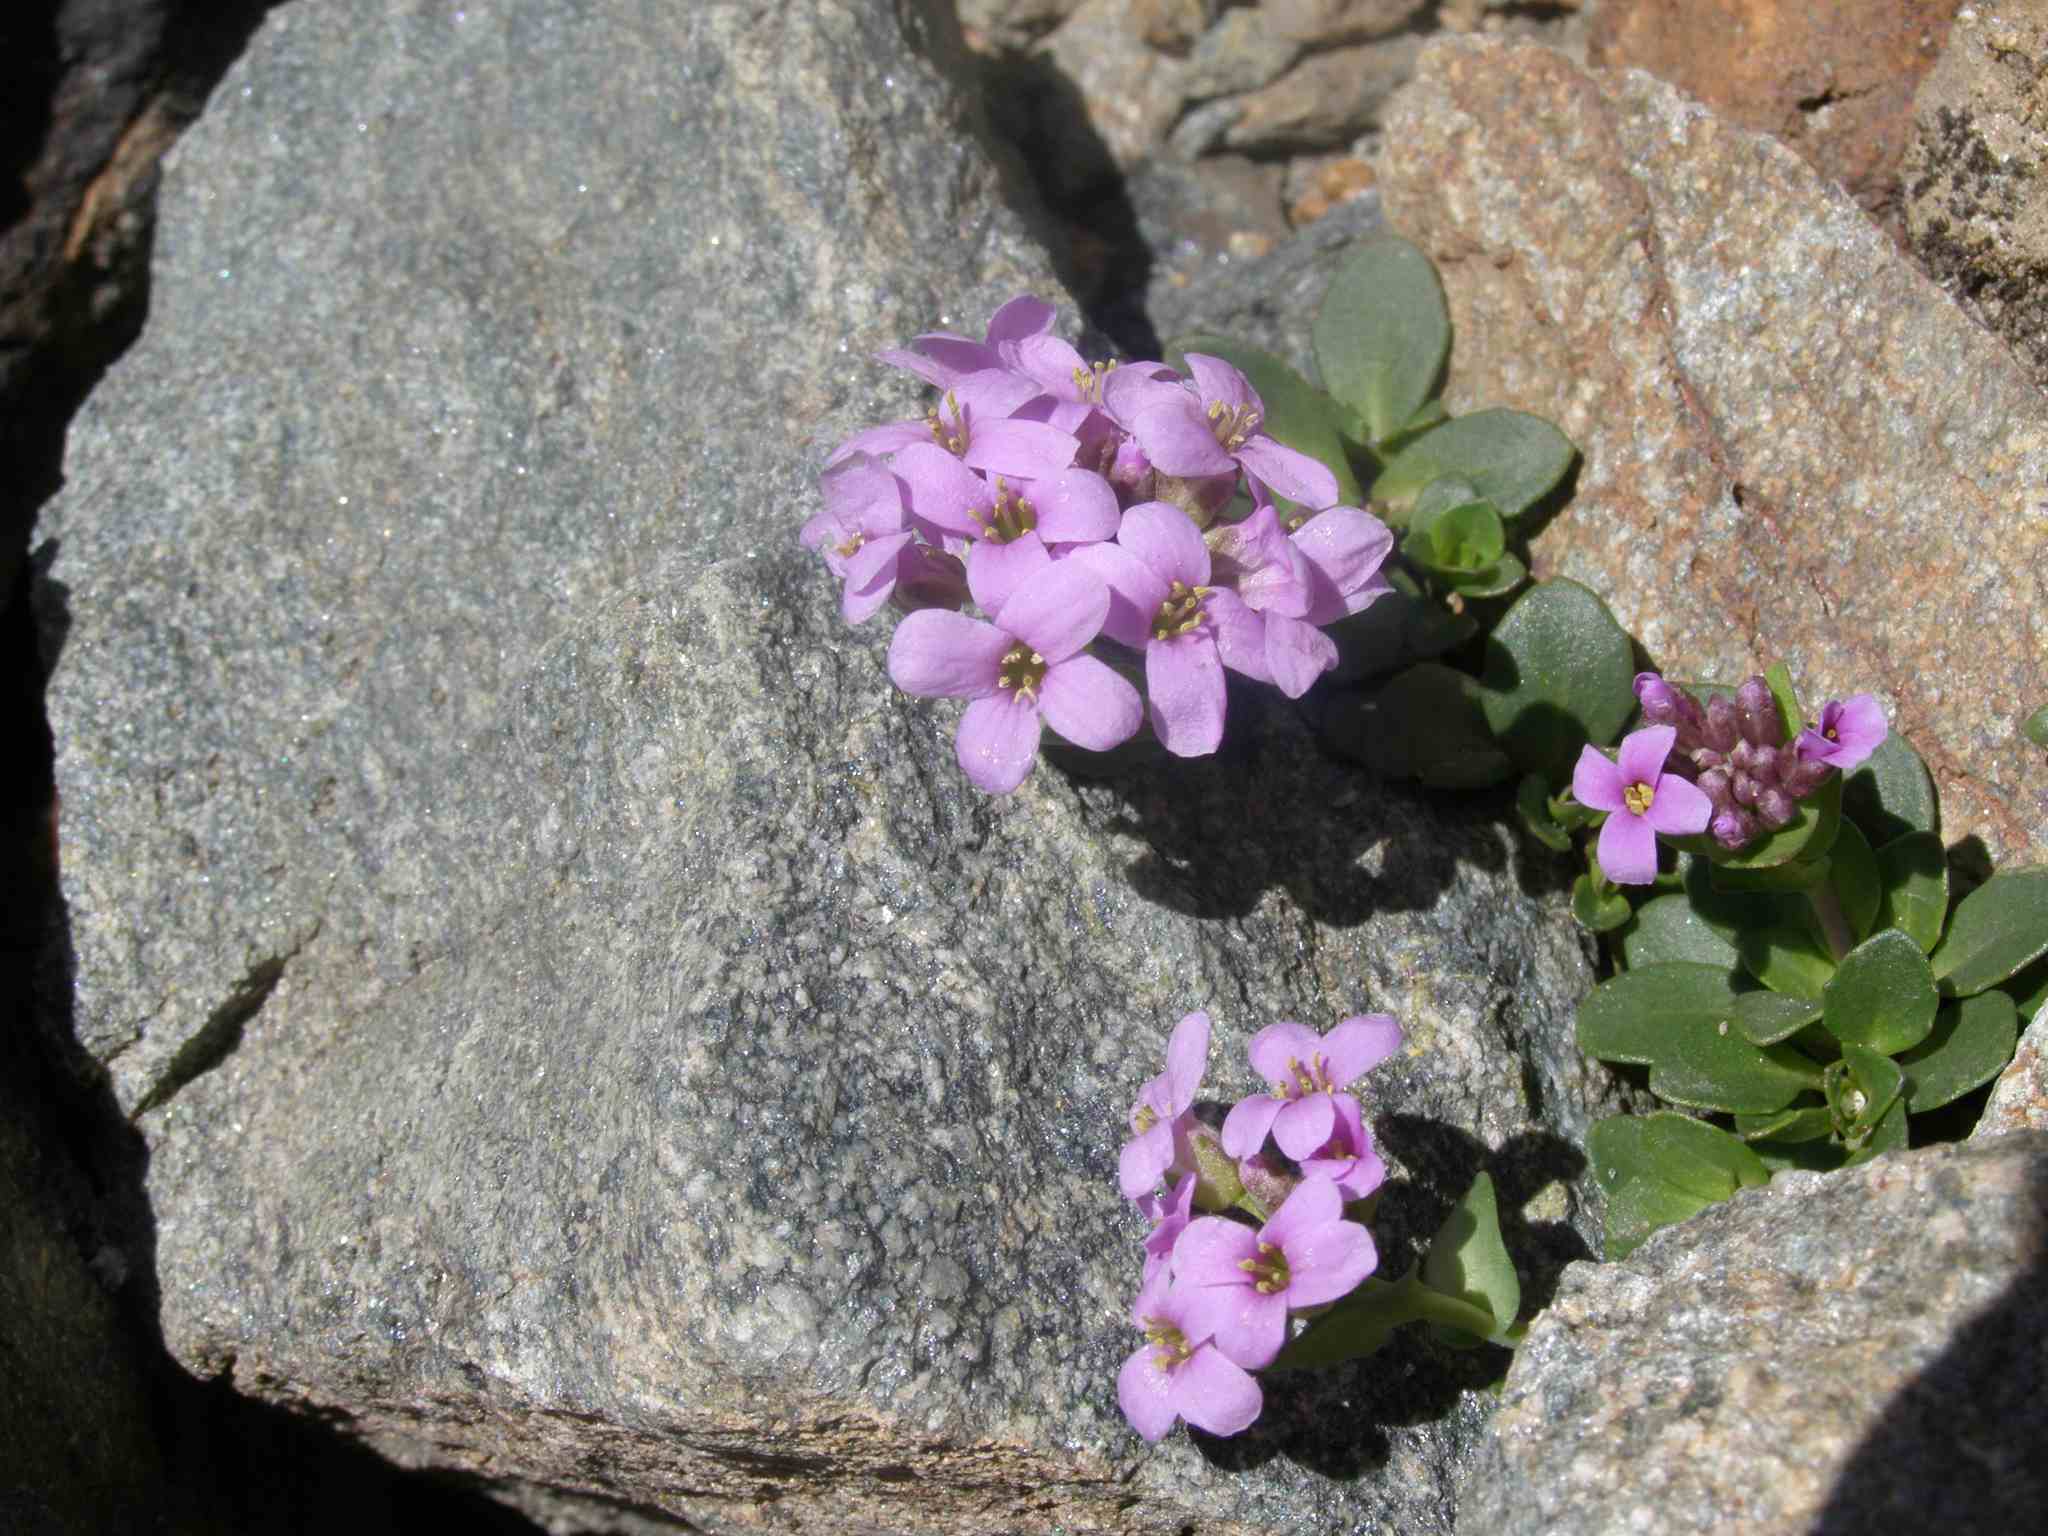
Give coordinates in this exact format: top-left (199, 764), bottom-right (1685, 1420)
top-left (1035, 0), bottom-right (1192, 184)
top-left (1588, 0), bottom-right (1961, 213)
top-left (1221, 33), bottom-right (1426, 152)
top-left (1263, 0), bottom-right (1432, 48)
top-left (1903, 0), bottom-right (2048, 393)
top-left (1978, 1006), bottom-right (2048, 1136)
top-left (1378, 37), bottom-right (2048, 867)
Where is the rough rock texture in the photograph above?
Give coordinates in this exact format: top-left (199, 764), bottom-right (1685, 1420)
top-left (1589, 0), bottom-right (1961, 214)
top-left (1376, 38), bottom-right (2048, 868)
top-left (1456, 1135), bottom-right (2048, 1535)
top-left (1978, 1000), bottom-right (2048, 1135)
top-left (34, 0), bottom-right (1062, 1118)
top-left (1903, 0), bottom-right (2048, 393)
top-left (141, 547), bottom-right (1616, 1534)
top-left (34, 0), bottom-right (1632, 1529)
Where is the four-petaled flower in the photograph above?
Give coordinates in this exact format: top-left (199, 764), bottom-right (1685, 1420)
top-left (1571, 724), bottom-right (1714, 885)
top-left (1795, 694), bottom-right (1886, 772)
top-left (1172, 1179), bottom-right (1379, 1370)
top-left (1116, 1268), bottom-right (1263, 1442)
top-left (1118, 1011), bottom-right (1211, 1199)
top-left (887, 562), bottom-right (1143, 795)
top-left (1221, 1014), bottom-right (1403, 1161)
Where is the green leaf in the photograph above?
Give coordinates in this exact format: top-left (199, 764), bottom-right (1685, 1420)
top-left (1426, 499), bottom-right (1507, 572)
top-left (1681, 853), bottom-right (1810, 942)
top-left (1737, 924), bottom-right (1838, 1001)
top-left (1843, 1094), bottom-right (1908, 1165)
top-left (1898, 989), bottom-right (2020, 1113)
top-left (1751, 1137), bottom-right (1852, 1175)
top-left (1270, 1275), bottom-right (1411, 1371)
top-left (1479, 580), bottom-right (1637, 783)
top-left (1421, 1172), bottom-right (1521, 1343)
top-left (1325, 590), bottom-right (1477, 680)
top-left (1444, 552), bottom-right (1528, 600)
top-left (1929, 867), bottom-right (2048, 997)
top-left (1166, 334), bottom-right (1365, 507)
top-left (1619, 893), bottom-right (1742, 974)
top-left (1761, 662), bottom-right (1806, 737)
top-left (1822, 928), bottom-right (1939, 1055)
top-left (1573, 872), bottom-right (1633, 933)
top-left (1822, 819), bottom-right (1880, 942)
top-left (1873, 831), bottom-right (1947, 954)
top-left (1843, 730), bottom-right (1939, 844)
top-left (1734, 1104), bottom-right (1834, 1143)
top-left (1371, 409), bottom-right (1577, 522)
top-left (1516, 772), bottom-right (1573, 852)
top-left (1577, 963), bottom-right (1823, 1112)
top-left (1725, 990), bottom-right (1825, 1047)
top-left (1708, 855), bottom-right (1832, 895)
top-left (2025, 704), bottom-right (2048, 749)
top-left (1588, 1113), bottom-right (1770, 1260)
top-left (2005, 954), bottom-right (2048, 1023)
top-left (1834, 1042), bottom-right (1905, 1133)
top-left (1325, 663), bottom-right (1515, 787)
top-left (1313, 233), bottom-right (1451, 446)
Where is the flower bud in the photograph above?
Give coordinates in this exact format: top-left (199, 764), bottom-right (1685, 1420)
top-left (1704, 693), bottom-right (1741, 753)
top-left (1696, 766), bottom-right (1732, 804)
top-left (889, 546), bottom-right (969, 614)
top-left (1182, 1121), bottom-right (1247, 1213)
top-left (1736, 676), bottom-right (1784, 747)
top-left (1732, 770), bottom-right (1761, 807)
top-left (1234, 1148), bottom-right (1301, 1218)
top-left (1757, 786), bottom-right (1797, 827)
top-left (1712, 806), bottom-right (1757, 848)
top-left (1634, 673), bottom-right (1705, 745)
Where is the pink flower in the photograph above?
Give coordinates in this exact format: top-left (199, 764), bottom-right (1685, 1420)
top-left (1136, 1174), bottom-right (1197, 1284)
top-left (1171, 1180), bottom-right (1378, 1370)
top-left (1113, 354), bottom-right (1340, 509)
top-left (873, 294), bottom-right (1058, 391)
top-left (798, 452), bottom-right (917, 623)
top-left (1571, 724), bottom-right (1715, 884)
top-left (1119, 1012), bottom-right (1211, 1199)
top-left (1795, 693), bottom-right (1886, 772)
top-left (1221, 1014), bottom-right (1403, 1161)
top-left (887, 562), bottom-right (1141, 794)
top-left (1117, 1268), bottom-right (1263, 1442)
top-left (1296, 1092), bottom-right (1387, 1202)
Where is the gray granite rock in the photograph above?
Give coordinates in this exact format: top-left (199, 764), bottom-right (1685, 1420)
top-left (34, 0), bottom-right (1062, 1117)
top-left (142, 543), bottom-right (1621, 1534)
top-left (1978, 998), bottom-right (2048, 1137)
top-left (1456, 1135), bottom-right (2048, 1536)
top-left (1905, 0), bottom-right (2048, 393)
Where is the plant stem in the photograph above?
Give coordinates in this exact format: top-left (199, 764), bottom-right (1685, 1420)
top-left (1808, 880), bottom-right (1854, 962)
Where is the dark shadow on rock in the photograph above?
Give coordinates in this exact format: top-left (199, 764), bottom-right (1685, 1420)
top-left (1808, 1154), bottom-right (2048, 1533)
top-left (0, 4), bottom-right (572, 1530)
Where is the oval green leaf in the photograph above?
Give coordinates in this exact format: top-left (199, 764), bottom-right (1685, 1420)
top-left (1843, 729), bottom-right (1939, 844)
top-left (1620, 893), bottom-right (1742, 974)
top-left (1479, 580), bottom-right (1636, 783)
top-left (1737, 924), bottom-right (1838, 1001)
top-left (1371, 409), bottom-right (1577, 521)
top-left (1929, 867), bottom-right (2048, 997)
top-left (1326, 662), bottom-right (1514, 787)
top-left (1873, 831), bottom-right (1947, 954)
top-left (1823, 927), bottom-right (1939, 1055)
top-left (1422, 1171), bottom-right (1521, 1336)
top-left (1588, 1113), bottom-right (1770, 1260)
top-left (1517, 772), bottom-right (1573, 852)
top-left (1573, 872), bottom-right (1633, 933)
top-left (1823, 819), bottom-right (1881, 942)
top-left (1313, 232), bottom-right (1451, 446)
top-left (1726, 989), bottom-right (1825, 1047)
top-left (1577, 963), bottom-right (1823, 1112)
top-left (1898, 989), bottom-right (2020, 1113)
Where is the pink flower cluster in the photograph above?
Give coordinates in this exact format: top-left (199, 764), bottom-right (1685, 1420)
top-left (804, 298), bottom-right (1395, 793)
top-left (1116, 1011), bottom-right (1401, 1441)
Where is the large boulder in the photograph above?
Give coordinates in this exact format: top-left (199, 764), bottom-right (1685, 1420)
top-left (35, 0), bottom-right (1627, 1530)
top-left (34, 0), bottom-right (1060, 1118)
top-left (1361, 38), bottom-right (2045, 869)
top-left (1455, 1134), bottom-right (2048, 1535)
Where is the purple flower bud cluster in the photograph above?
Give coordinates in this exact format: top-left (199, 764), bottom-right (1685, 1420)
top-left (1116, 1011), bottom-right (1400, 1441)
top-left (1633, 673), bottom-right (1887, 850)
top-left (805, 297), bottom-right (1395, 793)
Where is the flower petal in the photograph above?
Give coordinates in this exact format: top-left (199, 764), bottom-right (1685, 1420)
top-left (966, 531), bottom-right (1052, 618)
top-left (1119, 501), bottom-right (1212, 587)
top-left (1246, 1021), bottom-right (1323, 1086)
top-left (841, 532), bottom-right (917, 624)
top-left (1279, 1218), bottom-right (1377, 1308)
top-left (1262, 614), bottom-right (1336, 699)
top-left (1133, 394), bottom-right (1236, 480)
top-left (1119, 1121), bottom-right (1174, 1200)
top-left (1171, 1343), bottom-right (1264, 1437)
top-left (1164, 1012), bottom-right (1211, 1110)
top-left (997, 560), bottom-right (1110, 662)
top-left (955, 693), bottom-right (1043, 794)
top-left (1146, 636), bottom-right (1226, 758)
top-left (891, 441), bottom-right (990, 539)
top-left (1597, 806), bottom-right (1660, 885)
top-left (887, 611), bottom-right (1007, 698)
top-left (1571, 744), bottom-right (1627, 813)
top-left (985, 295), bottom-right (1057, 346)
top-left (1063, 541), bottom-right (1164, 649)
top-left (1259, 1179), bottom-right (1343, 1248)
top-left (1205, 590), bottom-right (1272, 684)
top-left (1219, 1093), bottom-right (1283, 1160)
top-left (1237, 435), bottom-right (1339, 511)
top-left (1615, 724), bottom-right (1678, 788)
top-left (961, 418), bottom-right (1080, 481)
top-left (1291, 505), bottom-right (1392, 596)
top-left (1645, 773), bottom-right (1714, 836)
top-left (1321, 1014), bottom-right (1403, 1085)
top-left (1038, 654), bottom-right (1143, 751)
top-left (1183, 353), bottom-right (1260, 416)
top-left (1205, 1288), bottom-right (1290, 1373)
top-left (1117, 1343), bottom-right (1181, 1443)
top-left (1272, 1094), bottom-right (1338, 1161)
top-left (1032, 468), bottom-right (1122, 545)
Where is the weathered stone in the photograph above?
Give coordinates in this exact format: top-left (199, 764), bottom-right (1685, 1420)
top-left (34, 0), bottom-right (1062, 1118)
top-left (1589, 0), bottom-right (1960, 213)
top-left (1220, 35), bottom-right (1427, 152)
top-left (1904, 0), bottom-right (2048, 393)
top-left (1034, 0), bottom-right (1192, 188)
top-left (957, 0), bottom-right (1089, 51)
top-left (1182, 7), bottom-right (1303, 104)
top-left (1376, 37), bottom-right (2048, 866)
top-left (1264, 0), bottom-right (1431, 48)
top-left (1978, 1000), bottom-right (2048, 1136)
top-left (1457, 1136), bottom-right (2048, 1535)
top-left (142, 545), bottom-right (1619, 1533)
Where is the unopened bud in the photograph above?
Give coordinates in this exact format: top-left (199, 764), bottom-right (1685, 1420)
top-left (1712, 807), bottom-right (1757, 849)
top-left (1235, 1149), bottom-right (1300, 1217)
top-left (1757, 787), bottom-right (1797, 827)
top-left (1182, 1121), bottom-right (1247, 1213)
top-left (1736, 676), bottom-right (1784, 747)
top-left (1704, 694), bottom-right (1741, 753)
